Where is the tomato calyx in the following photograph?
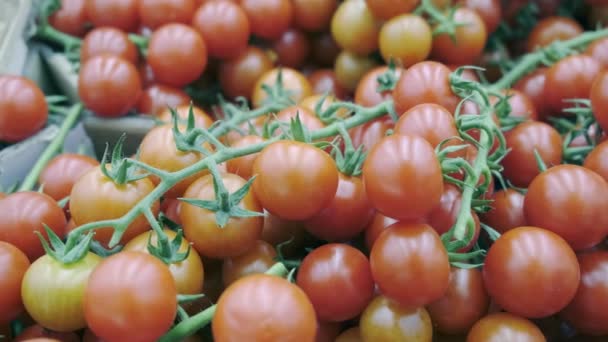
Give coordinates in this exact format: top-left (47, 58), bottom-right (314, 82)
top-left (100, 134), bottom-right (149, 185)
top-left (332, 123), bottom-right (366, 177)
top-left (551, 99), bottom-right (601, 164)
top-left (37, 224), bottom-right (94, 264)
top-left (415, 0), bottom-right (463, 38)
top-left (146, 229), bottom-right (192, 265)
top-left (170, 106), bottom-right (221, 154)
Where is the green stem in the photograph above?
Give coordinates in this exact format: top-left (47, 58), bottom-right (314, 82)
top-left (158, 262), bottom-right (289, 342)
top-left (34, 23), bottom-right (81, 50)
top-left (18, 103), bottom-right (83, 192)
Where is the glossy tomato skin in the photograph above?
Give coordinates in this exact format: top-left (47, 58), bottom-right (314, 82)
top-left (584, 140), bottom-right (608, 182)
top-left (0, 192), bottom-right (66, 261)
top-left (84, 251), bottom-right (177, 342)
top-left (85, 0), bottom-right (139, 31)
top-left (213, 274), bottom-right (317, 342)
top-left (365, 0), bottom-right (418, 20)
top-left (502, 121), bottom-right (562, 187)
top-left (157, 104), bottom-right (214, 128)
top-left (0, 242), bottom-right (30, 324)
top-left (354, 66), bottom-right (402, 107)
top-left (296, 244), bottom-right (374, 322)
top-left (304, 174), bottom-right (374, 242)
top-left (363, 134), bottom-right (443, 221)
top-left (136, 84), bottom-right (191, 115)
top-left (274, 105), bottom-right (326, 137)
top-left (49, 0), bottom-right (87, 36)
top-left (495, 88), bottom-right (538, 121)
top-left (586, 37), bottom-right (608, 68)
top-left (524, 164), bottom-right (608, 251)
top-left (483, 226), bottom-right (580, 318)
top-left (349, 117), bottom-right (394, 152)
top-left (138, 0), bottom-right (195, 29)
top-left (299, 94), bottom-right (349, 119)
top-left (513, 68), bottom-right (549, 119)
top-left (180, 173), bottom-right (263, 258)
top-left (379, 14), bottom-right (432, 67)
top-left (561, 251), bottom-right (608, 336)
top-left (219, 46), bottom-right (274, 100)
top-left (370, 222), bottom-right (450, 307)
top-left (460, 0), bottom-right (502, 33)
top-left (394, 103), bottom-right (459, 148)
top-left (591, 69), bottom-right (608, 132)
top-left (21, 252), bottom-right (101, 332)
top-left (252, 141), bottom-right (339, 220)
top-left (222, 240), bottom-right (276, 287)
top-left (124, 229), bottom-right (204, 294)
top-left (147, 23), bottom-right (207, 88)
top-left (527, 16), bottom-right (584, 51)
top-left (334, 50), bottom-right (378, 92)
top-left (308, 69), bottom-right (349, 100)
top-left (239, 0), bottom-right (293, 40)
top-left (360, 295), bottom-right (433, 341)
top-left (78, 55), bottom-right (142, 118)
top-left (0, 76), bottom-right (47, 143)
top-left (466, 312), bottom-right (546, 342)
top-left (431, 8), bottom-right (488, 65)
top-left (69, 166), bottom-right (160, 247)
top-left (331, 0), bottom-right (380, 55)
top-left (80, 27), bottom-right (138, 64)
top-left (427, 268), bottom-right (490, 335)
top-left (252, 68), bottom-right (312, 108)
top-left (292, 0), bottom-right (337, 32)
top-left (273, 29), bottom-right (311, 69)
top-left (480, 188), bottom-right (526, 234)
top-left (39, 153), bottom-right (99, 202)
top-left (226, 135), bottom-right (264, 180)
top-left (363, 212), bottom-right (397, 251)
top-left (393, 61), bottom-right (460, 115)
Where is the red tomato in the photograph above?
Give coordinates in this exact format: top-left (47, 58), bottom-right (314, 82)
top-left (156, 104), bottom-right (214, 128)
top-left (467, 312), bottom-right (546, 342)
top-left (138, 0), bottom-right (196, 29)
top-left (365, 0), bottom-right (418, 20)
top-left (431, 8), bottom-right (488, 65)
top-left (460, 0), bottom-right (502, 33)
top-left (308, 69), bottom-right (349, 100)
top-left (39, 153), bottom-right (99, 202)
top-left (222, 240), bottom-right (276, 287)
top-left (331, 0), bottom-right (380, 55)
top-left (0, 242), bottom-right (30, 324)
top-left (584, 140), bottom-right (608, 182)
top-left (527, 16), bottom-right (584, 51)
top-left (591, 69), bottom-right (608, 133)
top-left (147, 23), bottom-right (207, 87)
top-left (363, 134), bottom-right (444, 220)
top-left (354, 66), bottom-right (403, 108)
top-left (513, 68), bottom-right (549, 119)
top-left (226, 135), bottom-right (265, 180)
top-left (252, 141), bottom-right (339, 220)
top-left (252, 68), bottom-right (313, 108)
top-left (483, 226), bottom-right (580, 318)
top-left (0, 76), bottom-right (48, 143)
top-left (586, 37), bottom-right (608, 68)
top-left (136, 84), bottom-right (191, 115)
top-left (80, 27), bottom-right (138, 64)
top-left (524, 164), bottom-right (608, 251)
top-left (213, 274), bottom-right (317, 341)
top-left (349, 117), bottom-right (394, 152)
top-left (494, 88), bottom-right (538, 121)
top-left (0, 192), bottom-right (66, 261)
top-left (49, 0), bottom-right (87, 37)
top-left (370, 222), bottom-right (450, 307)
top-left (274, 105), bottom-right (326, 137)
top-left (84, 251), bottom-right (177, 342)
top-left (272, 29), bottom-right (311, 69)
top-left (394, 103), bottom-right (459, 148)
top-left (363, 212), bottom-right (397, 251)
top-left (292, 0), bottom-right (337, 32)
top-left (219, 46), bottom-right (274, 100)
top-left (297, 244), bottom-right (374, 322)
top-left (360, 295), bottom-right (432, 341)
top-left (480, 188), bottom-right (526, 234)
top-left (379, 14), bottom-right (432, 67)
top-left (239, 0), bottom-right (293, 40)
top-left (85, 0), bottom-right (139, 32)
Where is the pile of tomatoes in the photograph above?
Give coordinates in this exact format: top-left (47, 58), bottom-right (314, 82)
top-left (4, 0), bottom-right (608, 341)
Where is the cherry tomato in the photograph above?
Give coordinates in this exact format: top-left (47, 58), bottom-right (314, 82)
top-left (252, 140), bottom-right (339, 220)
top-left (584, 140), bottom-right (608, 182)
top-left (0, 192), bottom-right (66, 261)
top-left (147, 23), bottom-right (207, 88)
top-left (69, 166), bottom-right (160, 247)
top-left (274, 105), bottom-right (326, 137)
top-left (586, 37), bottom-right (608, 68)
top-left (21, 252), bottom-right (101, 332)
top-left (561, 251), bottom-right (608, 336)
top-left (84, 251), bottom-right (177, 342)
top-left (0, 76), bottom-right (48, 143)
top-left (157, 104), bottom-right (214, 128)
top-left (311, 33), bottom-right (341, 67)
top-left (466, 312), bottom-right (546, 342)
top-left (365, 0), bottom-right (418, 20)
top-left (331, 0), bottom-right (380, 55)
top-left (292, 0), bottom-right (337, 32)
top-left (12, 324), bottom-right (79, 342)
top-left (591, 69), bottom-right (608, 132)
top-left (0, 242), bottom-right (30, 324)
top-left (371, 222), bottom-right (450, 307)
top-left (483, 226), bottom-right (580, 318)
top-left (80, 27), bottom-right (138, 64)
top-left (299, 94), bottom-right (350, 119)
top-left (219, 46), bottom-right (274, 100)
top-left (213, 274), bottom-right (316, 341)
top-left (252, 68), bottom-right (313, 108)
top-left (460, 0), bottom-right (502, 33)
top-left (138, 0), bottom-right (195, 29)
top-left (85, 0), bottom-right (139, 32)
top-left (239, 0), bottom-right (293, 40)
top-left (394, 103), bottom-right (459, 147)
top-left (222, 240), bottom-right (276, 287)
top-left (334, 50), bottom-right (378, 92)
top-left (308, 69), bottom-right (349, 100)
top-left (49, 0), bottom-right (87, 37)
top-left (78, 55), bottom-right (142, 118)
top-left (524, 164), bottom-right (608, 251)
top-left (136, 84), bottom-right (191, 115)
top-left (39, 153), bottom-right (99, 202)
top-left (363, 134), bottom-right (443, 220)
top-left (379, 14), bottom-right (432, 67)
top-left (480, 189), bottom-right (526, 234)
top-left (513, 68), bottom-right (549, 119)
top-left (364, 212), bottom-right (397, 251)
top-left (427, 268), bottom-right (490, 335)
top-left (349, 117), bottom-right (393, 152)
top-left (225, 135), bottom-right (264, 180)
top-left (360, 295), bottom-right (433, 341)
top-left (180, 172), bottom-right (263, 258)
top-left (393, 61), bottom-right (460, 115)
top-left (432, 8), bottom-right (487, 65)
top-left (527, 16), bottom-right (584, 51)
top-left (272, 29), bottom-right (311, 69)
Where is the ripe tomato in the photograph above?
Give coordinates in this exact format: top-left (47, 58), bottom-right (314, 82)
top-left (370, 222), bottom-right (450, 307)
top-left (586, 37), bottom-right (608, 68)
top-left (147, 23), bottom-right (207, 88)
top-left (80, 27), bottom-right (138, 64)
top-left (49, 0), bottom-right (87, 37)
top-left (502, 121), bottom-right (562, 187)
top-left (311, 33), bottom-right (341, 67)
top-left (584, 140), bottom-right (608, 182)
top-left (222, 240), bottom-right (276, 287)
top-left (85, 0), bottom-right (139, 32)
top-left (213, 274), bottom-right (316, 341)
top-left (21, 252), bottom-right (101, 332)
top-left (527, 16), bottom-right (584, 51)
top-left (0, 242), bottom-right (30, 324)
top-left (308, 69), bottom-right (349, 100)
top-left (349, 117), bottom-right (393, 152)
top-left (272, 29), bottom-right (311, 69)
top-left (297, 244), bottom-right (374, 322)
top-left (480, 188), bottom-right (526, 234)
top-left (0, 192), bottom-right (66, 261)
top-left (252, 141), bottom-right (339, 220)
top-left (493, 88), bottom-right (538, 121)
top-left (138, 0), bottom-right (195, 29)
top-left (431, 8), bottom-right (487, 65)
top-left (513, 68), bottom-right (549, 119)
top-left (219, 46), bottom-right (274, 100)
top-left (394, 103), bottom-right (459, 148)
top-left (78, 55), bottom-right (142, 118)
top-left (365, 0), bottom-right (418, 20)
top-left (427, 268), bottom-right (490, 335)
top-left (225, 135), bottom-right (264, 180)
top-left (466, 312), bottom-right (546, 342)
top-left (544, 55), bottom-right (602, 115)
top-left (393, 61), bottom-right (460, 115)
top-left (39, 153), bottom-right (99, 202)
top-left (591, 69), bottom-right (608, 132)
top-left (157, 104), bottom-right (214, 128)
top-left (180, 173), bottom-right (263, 258)
top-left (12, 324), bottom-right (79, 342)
top-left (483, 226), bottom-right (580, 318)
top-left (160, 198), bottom-right (181, 224)
top-left (0, 76), bottom-right (47, 143)
top-left (364, 212), bottom-right (397, 251)
top-left (380, 14), bottom-right (431, 67)
top-left (561, 251), bottom-right (608, 336)
top-left (460, 0), bottom-right (502, 33)
top-left (274, 105), bottom-right (326, 137)
top-left (84, 251), bottom-right (177, 342)
top-left (360, 295), bottom-right (433, 341)
top-left (292, 0), bottom-right (337, 32)
top-left (363, 134), bottom-right (443, 220)
top-left (299, 94), bottom-right (349, 119)
top-left (192, 0), bottom-right (250, 59)
top-left (334, 50), bottom-right (378, 92)
top-left (354, 65), bottom-right (403, 109)
top-left (69, 166), bottom-right (160, 247)
top-left (331, 0), bottom-right (380, 55)
top-left (252, 68), bottom-right (312, 108)
top-left (136, 84), bottom-right (191, 115)
top-left (524, 164), bottom-right (608, 250)
top-left (239, 0), bottom-right (293, 40)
